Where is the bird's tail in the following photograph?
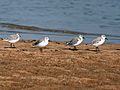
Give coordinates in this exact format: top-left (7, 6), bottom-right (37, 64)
top-left (64, 41), bottom-right (70, 46)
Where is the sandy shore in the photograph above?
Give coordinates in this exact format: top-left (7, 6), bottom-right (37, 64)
top-left (0, 40), bottom-right (120, 90)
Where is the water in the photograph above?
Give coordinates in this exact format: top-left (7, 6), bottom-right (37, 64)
top-left (0, 0), bottom-right (120, 43)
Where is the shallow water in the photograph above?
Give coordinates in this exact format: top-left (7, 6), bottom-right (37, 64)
top-left (0, 0), bottom-right (120, 43)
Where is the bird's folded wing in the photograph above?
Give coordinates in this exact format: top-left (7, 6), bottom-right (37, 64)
top-left (33, 40), bottom-right (42, 45)
top-left (67, 37), bottom-right (79, 45)
top-left (92, 37), bottom-right (101, 44)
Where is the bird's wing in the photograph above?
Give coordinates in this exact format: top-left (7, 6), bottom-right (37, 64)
top-left (6, 34), bottom-right (18, 40)
top-left (33, 40), bottom-right (43, 46)
top-left (67, 37), bottom-right (79, 45)
top-left (92, 37), bottom-right (102, 44)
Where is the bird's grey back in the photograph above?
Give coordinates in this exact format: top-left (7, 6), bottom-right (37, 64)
top-left (7, 34), bottom-right (19, 40)
top-left (92, 37), bottom-right (102, 44)
top-left (67, 37), bottom-right (80, 45)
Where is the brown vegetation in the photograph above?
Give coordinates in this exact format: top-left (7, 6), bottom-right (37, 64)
top-left (0, 40), bottom-right (120, 90)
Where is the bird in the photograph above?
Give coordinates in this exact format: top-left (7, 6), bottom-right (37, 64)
top-left (66, 35), bottom-right (84, 50)
top-left (91, 35), bottom-right (108, 52)
top-left (32, 37), bottom-right (49, 52)
top-left (3, 33), bottom-right (21, 48)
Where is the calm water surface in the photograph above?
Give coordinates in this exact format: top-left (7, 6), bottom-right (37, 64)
top-left (0, 0), bottom-right (120, 43)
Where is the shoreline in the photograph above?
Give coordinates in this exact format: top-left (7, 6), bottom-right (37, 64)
top-left (0, 40), bottom-right (120, 90)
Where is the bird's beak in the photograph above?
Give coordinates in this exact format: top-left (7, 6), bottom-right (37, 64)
top-left (105, 38), bottom-right (108, 40)
top-left (83, 37), bottom-right (85, 39)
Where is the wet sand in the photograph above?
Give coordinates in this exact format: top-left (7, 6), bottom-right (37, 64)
top-left (0, 40), bottom-right (120, 90)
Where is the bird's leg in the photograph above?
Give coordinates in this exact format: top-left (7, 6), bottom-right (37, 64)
top-left (39, 48), bottom-right (43, 52)
top-left (73, 46), bottom-right (77, 50)
top-left (10, 43), bottom-right (13, 48)
top-left (96, 47), bottom-right (99, 52)
top-left (13, 44), bottom-right (16, 48)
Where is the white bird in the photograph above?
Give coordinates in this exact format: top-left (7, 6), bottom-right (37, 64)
top-left (32, 37), bottom-right (49, 52)
top-left (66, 35), bottom-right (84, 50)
top-left (3, 33), bottom-right (21, 48)
top-left (91, 35), bottom-right (108, 51)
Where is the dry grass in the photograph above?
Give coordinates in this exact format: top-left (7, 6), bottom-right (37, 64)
top-left (0, 40), bottom-right (120, 90)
